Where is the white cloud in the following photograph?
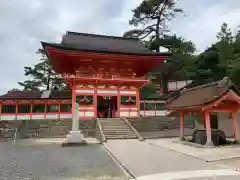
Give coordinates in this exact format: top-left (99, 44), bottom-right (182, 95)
top-left (170, 1), bottom-right (240, 52)
top-left (0, 0), bottom-right (240, 94)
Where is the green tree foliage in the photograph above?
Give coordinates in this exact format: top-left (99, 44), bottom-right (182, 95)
top-left (124, 0), bottom-right (196, 94)
top-left (189, 22), bottom-right (240, 87)
top-left (189, 45), bottom-right (225, 85)
top-left (18, 49), bottom-right (66, 91)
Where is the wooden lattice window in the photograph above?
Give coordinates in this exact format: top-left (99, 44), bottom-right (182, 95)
top-left (47, 105), bottom-right (58, 112)
top-left (18, 104), bottom-right (31, 113)
top-left (156, 103), bottom-right (165, 110)
top-left (145, 103), bottom-right (155, 110)
top-left (32, 104), bottom-right (45, 113)
top-left (60, 104), bottom-right (72, 112)
top-left (1, 105), bottom-right (16, 113)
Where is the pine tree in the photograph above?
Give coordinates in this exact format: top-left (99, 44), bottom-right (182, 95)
top-left (124, 0), bottom-right (195, 94)
top-left (18, 49), bottom-right (66, 91)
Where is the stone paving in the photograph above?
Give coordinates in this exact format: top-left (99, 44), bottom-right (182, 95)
top-left (0, 140), bottom-right (128, 180)
top-left (147, 138), bottom-right (240, 161)
top-left (104, 139), bottom-right (240, 180)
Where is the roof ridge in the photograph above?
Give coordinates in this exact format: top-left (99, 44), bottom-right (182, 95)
top-left (181, 77), bottom-right (234, 94)
top-left (66, 31), bottom-right (139, 41)
top-left (181, 80), bottom-right (220, 93)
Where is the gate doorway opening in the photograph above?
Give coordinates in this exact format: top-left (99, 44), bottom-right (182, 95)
top-left (97, 96), bottom-right (117, 118)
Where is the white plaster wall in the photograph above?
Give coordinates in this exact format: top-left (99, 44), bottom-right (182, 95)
top-left (60, 114), bottom-right (72, 119)
top-left (130, 111), bottom-right (137, 117)
top-left (120, 111), bottom-right (129, 117)
top-left (1, 115), bottom-right (16, 121)
top-left (85, 111), bottom-right (94, 117)
top-left (156, 110), bottom-right (167, 116)
top-left (32, 114), bottom-right (44, 120)
top-left (46, 114), bottom-right (58, 120)
top-left (17, 115), bottom-right (30, 120)
top-left (140, 110), bottom-right (167, 116)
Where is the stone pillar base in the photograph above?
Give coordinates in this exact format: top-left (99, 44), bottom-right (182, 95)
top-left (61, 131), bottom-right (87, 147)
top-left (204, 140), bottom-right (214, 147)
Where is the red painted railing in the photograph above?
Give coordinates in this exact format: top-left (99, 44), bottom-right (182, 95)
top-left (0, 100), bottom-right (168, 120)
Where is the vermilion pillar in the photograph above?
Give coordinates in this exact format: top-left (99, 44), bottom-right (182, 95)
top-left (180, 111), bottom-right (185, 140)
top-left (232, 111), bottom-right (239, 142)
top-left (204, 111), bottom-right (214, 146)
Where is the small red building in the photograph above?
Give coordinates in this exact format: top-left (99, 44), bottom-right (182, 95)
top-left (166, 77), bottom-right (240, 145)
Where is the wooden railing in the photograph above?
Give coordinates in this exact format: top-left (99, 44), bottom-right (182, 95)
top-left (0, 100), bottom-right (170, 121)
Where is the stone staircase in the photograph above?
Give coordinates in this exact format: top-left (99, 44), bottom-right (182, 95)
top-left (99, 118), bottom-right (138, 140)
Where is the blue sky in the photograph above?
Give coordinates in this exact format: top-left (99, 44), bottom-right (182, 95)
top-left (1, 0), bottom-right (240, 94)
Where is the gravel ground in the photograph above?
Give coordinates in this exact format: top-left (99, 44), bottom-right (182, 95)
top-left (0, 141), bottom-right (128, 180)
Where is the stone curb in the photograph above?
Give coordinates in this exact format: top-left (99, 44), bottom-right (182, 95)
top-left (103, 143), bottom-right (136, 180)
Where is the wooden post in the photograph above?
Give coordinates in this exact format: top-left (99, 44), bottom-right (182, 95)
top-left (44, 101), bottom-right (47, 120)
top-left (143, 101), bottom-right (146, 116)
top-left (30, 101), bottom-right (33, 120)
top-left (180, 111), bottom-right (185, 141)
top-left (16, 101), bottom-right (18, 120)
top-left (58, 101), bottom-right (61, 120)
top-left (204, 111), bottom-right (214, 146)
top-left (232, 111), bottom-right (239, 142)
top-left (154, 101), bottom-right (156, 116)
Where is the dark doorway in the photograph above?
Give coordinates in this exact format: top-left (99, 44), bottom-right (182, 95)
top-left (210, 114), bottom-right (218, 129)
top-left (97, 96), bottom-right (117, 118)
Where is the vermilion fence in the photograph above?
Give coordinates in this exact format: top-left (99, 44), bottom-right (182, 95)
top-left (0, 100), bottom-right (168, 120)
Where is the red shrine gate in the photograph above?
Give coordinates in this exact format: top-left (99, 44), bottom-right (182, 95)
top-left (42, 32), bottom-right (169, 119)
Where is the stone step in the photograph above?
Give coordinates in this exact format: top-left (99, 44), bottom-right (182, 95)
top-left (102, 124), bottom-right (129, 129)
top-left (105, 133), bottom-right (136, 137)
top-left (99, 118), bottom-right (138, 140)
top-left (103, 128), bottom-right (132, 131)
top-left (103, 129), bottom-right (135, 133)
top-left (100, 121), bottom-right (126, 125)
top-left (104, 134), bottom-right (136, 137)
top-left (103, 131), bottom-right (135, 134)
top-left (106, 135), bottom-right (137, 139)
top-left (102, 124), bottom-right (127, 126)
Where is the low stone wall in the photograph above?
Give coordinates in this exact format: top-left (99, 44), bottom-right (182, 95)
top-left (129, 116), bottom-right (195, 138)
top-left (0, 119), bottom-right (96, 139)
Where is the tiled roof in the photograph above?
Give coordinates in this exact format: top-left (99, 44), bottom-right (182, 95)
top-left (0, 90), bottom-right (71, 100)
top-left (166, 77), bottom-right (239, 109)
top-left (42, 31), bottom-right (171, 56)
top-left (49, 90), bottom-right (72, 99)
top-left (0, 90), bottom-right (42, 99)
